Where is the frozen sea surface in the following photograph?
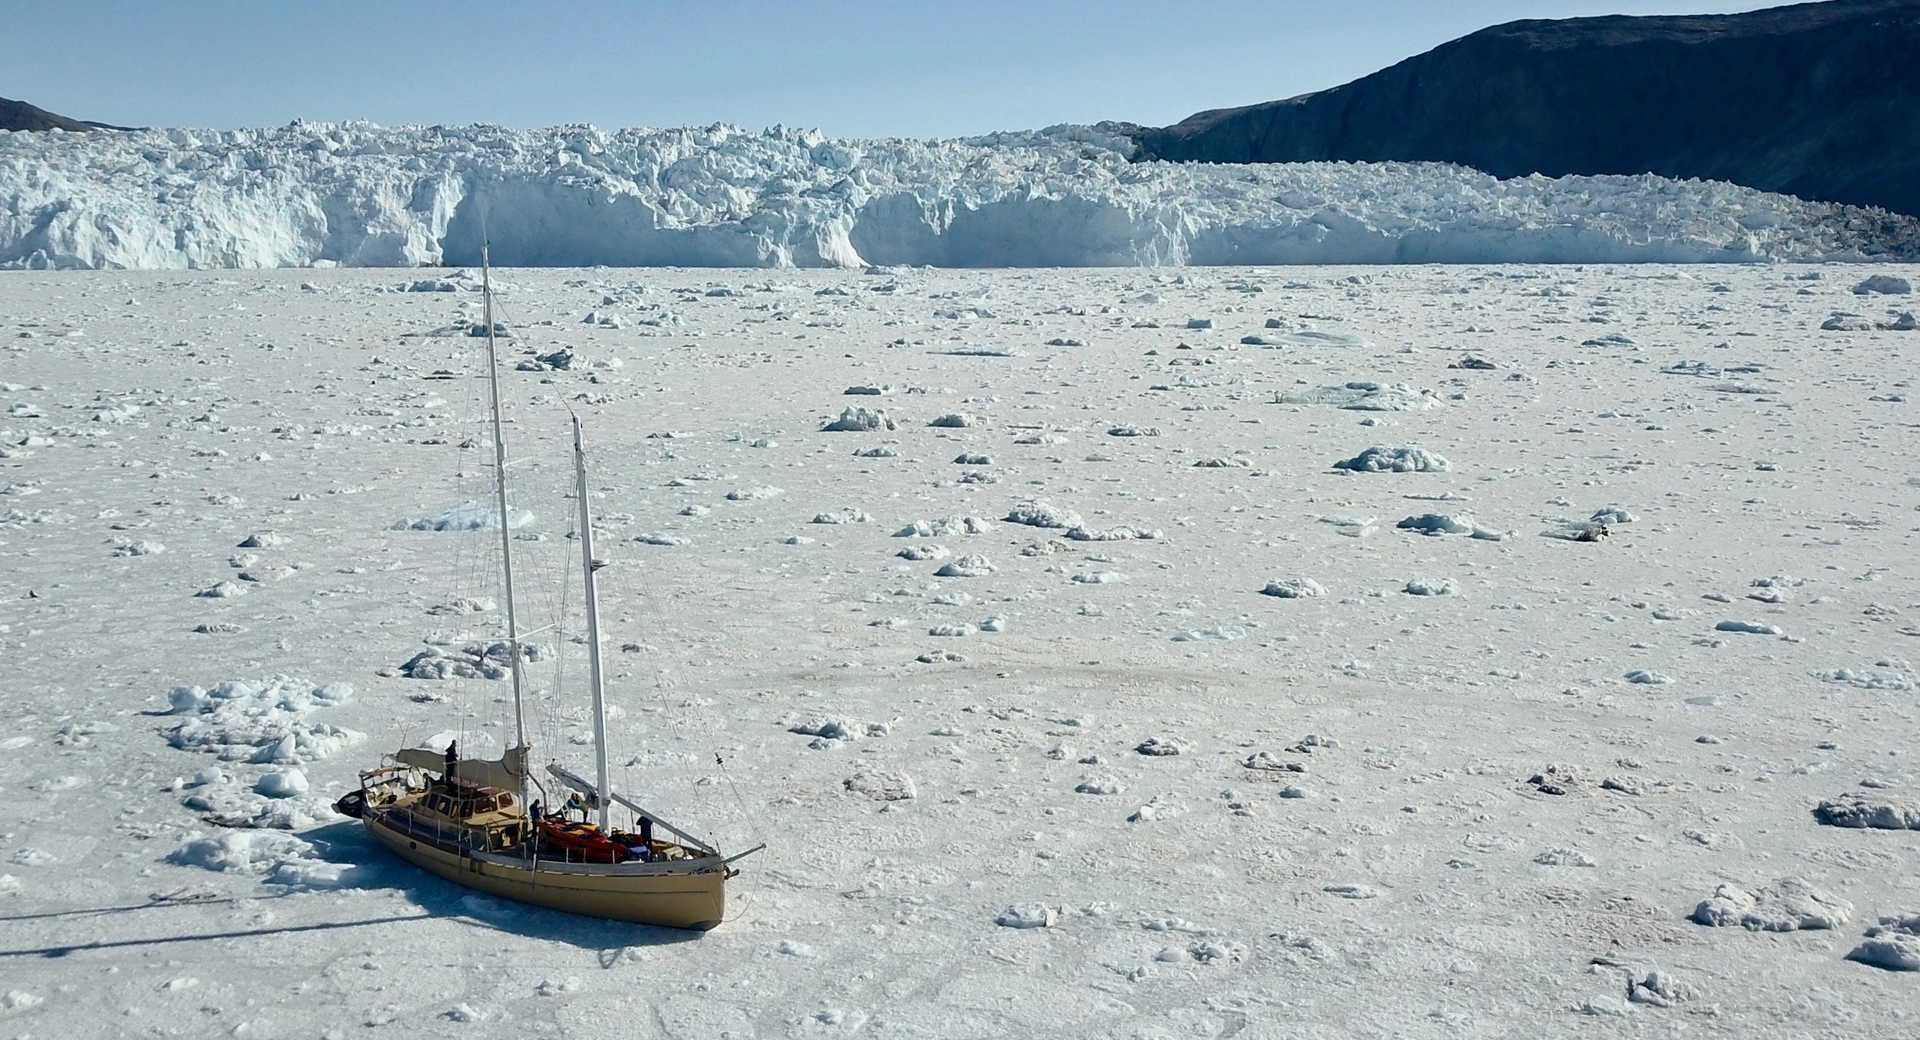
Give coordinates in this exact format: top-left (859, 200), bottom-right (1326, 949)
top-left (0, 263), bottom-right (1915, 1037)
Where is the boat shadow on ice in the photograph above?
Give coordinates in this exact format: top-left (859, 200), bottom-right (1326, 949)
top-left (0, 826), bottom-right (702, 960)
top-left (0, 828), bottom-right (702, 967)
top-left (0, 890), bottom-right (422, 961)
top-left (0, 909), bottom-right (435, 967)
top-left (296, 820), bottom-right (706, 951)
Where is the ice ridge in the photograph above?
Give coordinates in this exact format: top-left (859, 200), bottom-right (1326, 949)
top-left (3, 121), bottom-right (1915, 270)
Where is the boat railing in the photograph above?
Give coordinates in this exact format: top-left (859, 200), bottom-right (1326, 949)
top-left (384, 801), bottom-right (712, 869)
top-left (383, 807), bottom-right (477, 856)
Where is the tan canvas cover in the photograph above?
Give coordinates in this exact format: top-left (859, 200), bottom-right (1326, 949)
top-left (394, 744), bottom-right (529, 791)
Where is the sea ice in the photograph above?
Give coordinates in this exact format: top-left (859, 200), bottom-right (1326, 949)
top-left (935, 553), bottom-right (994, 577)
top-left (399, 505), bottom-right (532, 531)
top-left (1690, 878), bottom-right (1852, 931)
top-left (1814, 792), bottom-right (1920, 830)
top-left (1848, 915), bottom-right (1920, 971)
top-left (1333, 445), bottom-right (1450, 473)
top-left (1853, 275), bottom-right (1912, 295)
top-left (1005, 500), bottom-right (1082, 529)
top-left (823, 407), bottom-right (894, 432)
top-left (166, 678), bottom-right (361, 765)
top-left (996, 903), bottom-right (1057, 929)
top-left (1277, 382), bottom-right (1445, 412)
top-left (1261, 577), bottom-right (1327, 599)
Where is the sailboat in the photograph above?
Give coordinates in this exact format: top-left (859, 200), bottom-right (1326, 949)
top-left (333, 246), bottom-right (758, 930)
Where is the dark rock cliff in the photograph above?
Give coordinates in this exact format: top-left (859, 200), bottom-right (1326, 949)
top-left (1, 96), bottom-right (134, 133)
top-left (1123, 0), bottom-right (1920, 215)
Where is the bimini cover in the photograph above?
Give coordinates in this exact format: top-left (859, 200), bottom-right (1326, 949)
top-left (394, 744), bottom-right (530, 792)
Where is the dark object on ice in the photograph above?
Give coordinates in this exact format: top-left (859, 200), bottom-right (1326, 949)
top-left (1451, 355), bottom-right (1497, 370)
top-left (1527, 765), bottom-right (1582, 796)
top-left (1573, 524), bottom-right (1610, 542)
top-left (467, 321), bottom-right (510, 337)
top-left (1118, 0), bottom-right (1920, 218)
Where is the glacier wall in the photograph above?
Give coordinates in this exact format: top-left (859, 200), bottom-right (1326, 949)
top-left (3, 121), bottom-right (1916, 270)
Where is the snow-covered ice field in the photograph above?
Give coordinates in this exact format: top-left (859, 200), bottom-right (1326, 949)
top-left (2, 262), bottom-right (1916, 1037)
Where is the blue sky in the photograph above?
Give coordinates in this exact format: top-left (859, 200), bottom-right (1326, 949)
top-left (16, 0), bottom-right (1784, 137)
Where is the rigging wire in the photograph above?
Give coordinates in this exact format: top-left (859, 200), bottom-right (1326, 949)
top-left (715, 751), bottom-right (765, 851)
top-left (493, 277), bottom-right (590, 776)
top-left (448, 257), bottom-right (755, 856)
top-left (482, 273), bottom-right (581, 777)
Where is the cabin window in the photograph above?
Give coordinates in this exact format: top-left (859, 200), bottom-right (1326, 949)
top-left (477, 796), bottom-right (498, 814)
top-left (497, 793), bottom-right (514, 808)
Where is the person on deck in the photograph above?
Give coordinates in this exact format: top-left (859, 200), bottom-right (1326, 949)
top-left (444, 741), bottom-right (458, 785)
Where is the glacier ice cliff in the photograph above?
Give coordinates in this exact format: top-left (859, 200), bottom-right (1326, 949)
top-left (3, 121), bottom-right (1916, 270)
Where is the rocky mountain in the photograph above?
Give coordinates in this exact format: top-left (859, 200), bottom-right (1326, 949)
top-left (1122, 0), bottom-right (1920, 216)
top-left (1, 96), bottom-right (133, 133)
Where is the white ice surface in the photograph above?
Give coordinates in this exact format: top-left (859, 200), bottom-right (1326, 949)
top-left (1, 262), bottom-right (1916, 1036)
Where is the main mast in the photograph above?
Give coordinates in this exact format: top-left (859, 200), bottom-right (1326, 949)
top-left (481, 244), bottom-right (529, 755)
top-left (571, 414), bottom-right (613, 833)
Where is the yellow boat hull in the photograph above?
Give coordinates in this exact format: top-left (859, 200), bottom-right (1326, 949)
top-left (363, 812), bottom-right (726, 930)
